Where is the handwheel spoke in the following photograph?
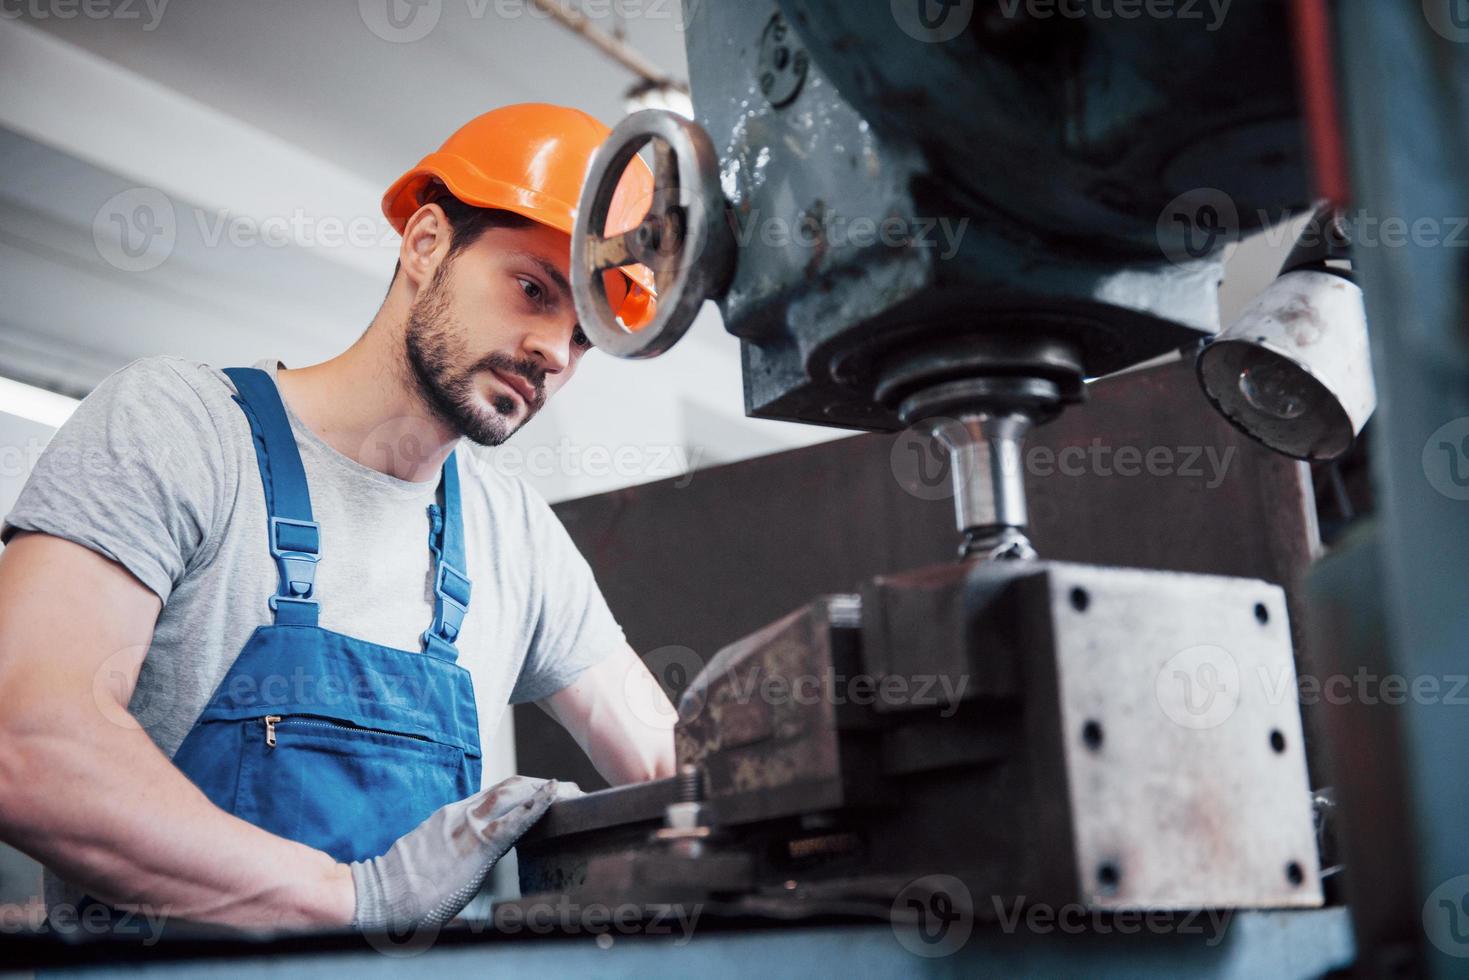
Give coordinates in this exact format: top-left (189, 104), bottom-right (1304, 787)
top-left (587, 231), bottom-right (638, 272)
top-left (653, 138), bottom-right (681, 201)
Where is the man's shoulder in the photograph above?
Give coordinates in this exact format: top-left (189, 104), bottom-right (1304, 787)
top-left (75, 356), bottom-right (248, 461)
top-left (101, 355), bottom-right (235, 412)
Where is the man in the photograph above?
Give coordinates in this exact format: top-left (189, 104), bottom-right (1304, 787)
top-left (0, 104), bottom-right (676, 933)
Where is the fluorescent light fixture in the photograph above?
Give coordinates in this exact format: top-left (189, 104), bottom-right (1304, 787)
top-left (0, 375), bottom-right (80, 428)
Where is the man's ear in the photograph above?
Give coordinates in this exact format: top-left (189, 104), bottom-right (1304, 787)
top-left (399, 202), bottom-right (453, 293)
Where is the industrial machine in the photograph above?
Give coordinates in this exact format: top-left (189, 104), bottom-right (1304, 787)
top-left (511, 2), bottom-right (1468, 977)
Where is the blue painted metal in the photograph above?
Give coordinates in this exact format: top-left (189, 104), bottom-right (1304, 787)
top-left (1321, 2), bottom-right (1469, 977)
top-left (35, 911), bottom-right (1353, 979)
top-left (680, 0), bottom-right (1310, 430)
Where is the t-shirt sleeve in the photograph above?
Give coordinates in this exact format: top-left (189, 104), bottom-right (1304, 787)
top-left (1, 358), bottom-right (230, 604)
top-left (509, 481), bottom-right (627, 704)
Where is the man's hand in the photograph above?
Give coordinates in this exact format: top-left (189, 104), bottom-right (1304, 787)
top-left (350, 776), bottom-right (578, 930)
top-left (538, 644), bottom-right (677, 785)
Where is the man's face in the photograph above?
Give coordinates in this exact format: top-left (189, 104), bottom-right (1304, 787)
top-left (404, 220), bottom-right (622, 446)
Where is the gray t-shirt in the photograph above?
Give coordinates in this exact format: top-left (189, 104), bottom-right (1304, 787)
top-left (3, 356), bottom-right (624, 903)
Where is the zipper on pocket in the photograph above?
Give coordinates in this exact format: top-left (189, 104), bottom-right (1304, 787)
top-left (260, 713), bottom-right (433, 749)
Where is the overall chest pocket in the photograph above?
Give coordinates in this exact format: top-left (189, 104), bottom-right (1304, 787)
top-left (178, 712), bottom-right (472, 864)
top-left (241, 713), bottom-right (471, 863)
top-left (171, 625), bottom-right (484, 863)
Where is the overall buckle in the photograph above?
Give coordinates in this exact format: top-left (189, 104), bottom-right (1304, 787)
top-left (425, 561), bottom-right (471, 643)
top-left (269, 516), bottom-right (321, 600)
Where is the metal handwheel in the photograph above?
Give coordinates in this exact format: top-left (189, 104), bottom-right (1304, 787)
top-left (571, 110), bottom-right (735, 359)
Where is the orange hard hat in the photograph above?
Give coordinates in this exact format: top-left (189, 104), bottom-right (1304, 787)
top-left (382, 103), bottom-right (657, 329)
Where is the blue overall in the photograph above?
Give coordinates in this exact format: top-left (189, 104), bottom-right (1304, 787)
top-left (169, 368), bottom-right (483, 862)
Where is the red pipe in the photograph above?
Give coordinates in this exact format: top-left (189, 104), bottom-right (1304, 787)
top-left (1290, 0), bottom-right (1352, 207)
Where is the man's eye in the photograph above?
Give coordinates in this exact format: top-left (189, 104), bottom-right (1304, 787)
top-left (572, 326), bottom-right (593, 350)
top-left (518, 278), bottom-right (543, 302)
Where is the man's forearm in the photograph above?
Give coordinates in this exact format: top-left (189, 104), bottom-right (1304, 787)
top-left (540, 644), bottom-right (677, 786)
top-left (0, 705), bottom-right (354, 929)
top-left (584, 715), bottom-right (676, 785)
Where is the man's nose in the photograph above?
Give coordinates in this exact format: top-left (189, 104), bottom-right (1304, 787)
top-left (523, 324), bottom-right (571, 375)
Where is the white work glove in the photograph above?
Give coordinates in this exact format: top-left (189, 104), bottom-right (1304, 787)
top-left (349, 775), bottom-right (579, 930)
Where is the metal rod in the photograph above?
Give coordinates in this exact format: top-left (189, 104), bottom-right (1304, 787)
top-left (530, 0), bottom-right (684, 89)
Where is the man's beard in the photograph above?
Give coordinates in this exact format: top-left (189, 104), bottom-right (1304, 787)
top-left (403, 269), bottom-right (546, 447)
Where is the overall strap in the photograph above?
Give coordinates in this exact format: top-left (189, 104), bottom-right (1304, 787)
top-left (422, 451), bottom-right (472, 662)
top-left (222, 367), bottom-right (321, 627)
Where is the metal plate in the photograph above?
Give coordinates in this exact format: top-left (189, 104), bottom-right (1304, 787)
top-left (1031, 563), bottom-right (1323, 909)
